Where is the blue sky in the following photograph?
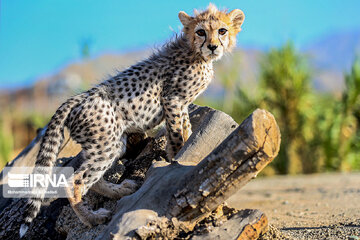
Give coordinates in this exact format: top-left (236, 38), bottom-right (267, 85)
top-left (1, 0), bottom-right (360, 88)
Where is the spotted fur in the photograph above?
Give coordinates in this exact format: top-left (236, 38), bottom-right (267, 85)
top-left (20, 4), bottom-right (244, 235)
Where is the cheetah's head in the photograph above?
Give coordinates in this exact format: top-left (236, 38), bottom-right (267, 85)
top-left (179, 4), bottom-right (245, 61)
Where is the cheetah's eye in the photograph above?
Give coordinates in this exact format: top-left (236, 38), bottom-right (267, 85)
top-left (196, 29), bottom-right (206, 37)
top-left (218, 28), bottom-right (227, 35)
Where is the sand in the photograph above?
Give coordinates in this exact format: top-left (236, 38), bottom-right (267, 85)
top-left (227, 172), bottom-right (360, 239)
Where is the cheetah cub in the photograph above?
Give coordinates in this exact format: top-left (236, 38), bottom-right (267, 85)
top-left (20, 3), bottom-right (244, 235)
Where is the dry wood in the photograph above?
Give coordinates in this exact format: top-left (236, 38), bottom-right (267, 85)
top-left (190, 208), bottom-right (269, 240)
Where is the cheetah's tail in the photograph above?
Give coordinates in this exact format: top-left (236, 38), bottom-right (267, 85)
top-left (20, 93), bottom-right (86, 238)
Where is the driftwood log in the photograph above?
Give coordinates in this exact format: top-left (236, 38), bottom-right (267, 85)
top-left (0, 105), bottom-right (280, 240)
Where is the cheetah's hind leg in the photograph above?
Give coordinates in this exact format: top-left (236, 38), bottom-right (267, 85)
top-left (66, 170), bottom-right (112, 227)
top-left (90, 134), bottom-right (138, 199)
top-left (66, 133), bottom-right (130, 226)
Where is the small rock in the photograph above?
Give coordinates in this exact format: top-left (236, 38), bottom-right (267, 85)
top-left (264, 192), bottom-right (272, 198)
top-left (282, 200), bottom-right (289, 205)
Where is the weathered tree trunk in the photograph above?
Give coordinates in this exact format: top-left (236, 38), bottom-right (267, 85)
top-left (0, 105), bottom-right (280, 240)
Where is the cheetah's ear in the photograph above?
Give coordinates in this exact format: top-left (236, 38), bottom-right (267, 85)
top-left (178, 11), bottom-right (193, 27)
top-left (228, 9), bottom-right (245, 33)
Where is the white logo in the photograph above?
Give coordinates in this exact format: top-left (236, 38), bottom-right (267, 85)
top-left (8, 173), bottom-right (69, 188)
top-left (8, 173), bottom-right (30, 187)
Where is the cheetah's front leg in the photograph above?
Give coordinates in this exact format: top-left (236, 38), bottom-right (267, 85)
top-left (163, 98), bottom-right (187, 159)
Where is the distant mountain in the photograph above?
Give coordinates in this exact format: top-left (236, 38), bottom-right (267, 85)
top-left (305, 30), bottom-right (360, 92)
top-left (305, 30), bottom-right (360, 71)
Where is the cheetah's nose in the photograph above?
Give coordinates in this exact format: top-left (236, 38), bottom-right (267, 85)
top-left (207, 45), bottom-right (218, 52)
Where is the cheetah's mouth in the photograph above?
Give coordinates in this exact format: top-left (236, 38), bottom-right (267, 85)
top-left (207, 52), bottom-right (221, 60)
top-left (200, 48), bottom-right (222, 61)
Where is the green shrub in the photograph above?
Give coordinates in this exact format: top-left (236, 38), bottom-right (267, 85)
top-left (0, 116), bottom-right (14, 168)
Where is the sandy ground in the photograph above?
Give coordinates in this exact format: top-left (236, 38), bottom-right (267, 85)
top-left (227, 172), bottom-right (360, 239)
